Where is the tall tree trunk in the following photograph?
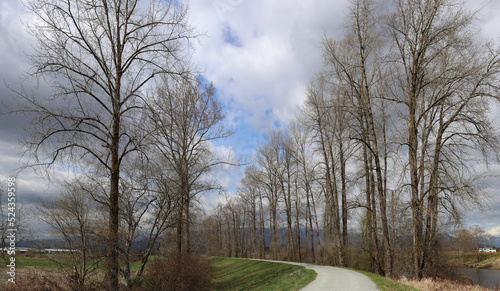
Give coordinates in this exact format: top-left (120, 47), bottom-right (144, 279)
top-left (367, 147), bottom-right (381, 275)
top-left (184, 191), bottom-right (191, 253)
top-left (106, 109), bottom-right (120, 290)
top-left (176, 197), bottom-right (183, 253)
top-left (339, 140), bottom-right (348, 259)
top-left (424, 124), bottom-right (444, 272)
top-left (136, 246), bottom-right (154, 277)
top-left (259, 193), bottom-right (266, 259)
top-left (306, 182), bottom-right (316, 263)
top-left (409, 94), bottom-right (423, 279)
top-left (311, 184), bottom-right (322, 264)
top-left (295, 168), bottom-right (302, 262)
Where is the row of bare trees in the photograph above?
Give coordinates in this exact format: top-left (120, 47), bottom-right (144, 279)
top-left (201, 0), bottom-right (500, 280)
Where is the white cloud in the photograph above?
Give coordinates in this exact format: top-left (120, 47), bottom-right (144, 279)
top-left (464, 0), bottom-right (500, 40)
top-left (487, 226), bottom-right (500, 237)
top-left (190, 0), bottom-right (349, 131)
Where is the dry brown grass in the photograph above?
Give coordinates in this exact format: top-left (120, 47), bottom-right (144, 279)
top-left (0, 266), bottom-right (106, 290)
top-left (0, 268), bottom-right (66, 290)
top-left (398, 277), bottom-right (493, 291)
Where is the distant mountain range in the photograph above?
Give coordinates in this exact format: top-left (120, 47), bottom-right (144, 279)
top-left (487, 236), bottom-right (500, 249)
top-left (12, 233), bottom-right (500, 252)
top-left (15, 238), bottom-right (152, 253)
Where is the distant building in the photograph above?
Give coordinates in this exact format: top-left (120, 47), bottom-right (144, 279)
top-left (478, 247), bottom-right (497, 253)
top-left (41, 248), bottom-right (74, 254)
top-left (1, 247), bottom-right (32, 253)
top-left (1, 247), bottom-right (75, 254)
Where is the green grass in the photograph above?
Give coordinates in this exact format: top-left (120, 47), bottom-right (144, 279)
top-left (210, 257), bottom-right (316, 291)
top-left (1, 256), bottom-right (61, 268)
top-left (0, 254), bottom-right (145, 272)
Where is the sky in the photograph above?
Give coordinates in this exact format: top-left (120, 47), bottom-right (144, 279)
top-left (1, 0), bottom-right (500, 239)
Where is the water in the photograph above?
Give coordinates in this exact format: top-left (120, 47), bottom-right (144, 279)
top-left (458, 268), bottom-right (500, 290)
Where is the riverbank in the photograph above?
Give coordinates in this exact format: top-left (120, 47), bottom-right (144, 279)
top-left (447, 253), bottom-right (500, 270)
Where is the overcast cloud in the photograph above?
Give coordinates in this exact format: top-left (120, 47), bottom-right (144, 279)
top-left (1, 0), bottom-right (500, 238)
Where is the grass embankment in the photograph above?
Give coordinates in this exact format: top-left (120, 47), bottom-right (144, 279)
top-left (210, 257), bottom-right (316, 291)
top-left (447, 252), bottom-right (500, 269)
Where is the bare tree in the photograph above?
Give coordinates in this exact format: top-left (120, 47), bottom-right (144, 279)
top-left (289, 121), bottom-right (322, 263)
top-left (322, 0), bottom-right (393, 275)
top-left (387, 0), bottom-right (500, 278)
top-left (16, 0), bottom-right (197, 288)
top-left (117, 155), bottom-right (177, 287)
top-left (254, 140), bottom-right (282, 260)
top-left (238, 165), bottom-right (263, 259)
top-left (453, 228), bottom-right (474, 254)
top-left (134, 158), bottom-right (180, 278)
top-left (302, 78), bottom-right (345, 266)
top-left (471, 225), bottom-right (493, 262)
top-left (265, 128), bottom-right (297, 261)
top-left (147, 77), bottom-right (233, 254)
top-left (37, 182), bottom-right (105, 290)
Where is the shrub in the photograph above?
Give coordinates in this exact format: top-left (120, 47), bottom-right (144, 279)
top-left (142, 252), bottom-right (212, 291)
top-left (24, 250), bottom-right (38, 258)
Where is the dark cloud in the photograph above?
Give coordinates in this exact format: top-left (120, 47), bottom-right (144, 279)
top-left (0, 1), bottom-right (62, 237)
top-left (0, 1), bottom-right (34, 139)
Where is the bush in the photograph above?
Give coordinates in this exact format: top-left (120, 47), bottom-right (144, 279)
top-left (141, 252), bottom-right (212, 291)
top-left (24, 250), bottom-right (38, 258)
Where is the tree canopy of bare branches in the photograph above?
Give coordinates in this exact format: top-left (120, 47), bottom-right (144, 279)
top-left (18, 0), bottom-right (197, 288)
top-left (146, 77), bottom-right (234, 254)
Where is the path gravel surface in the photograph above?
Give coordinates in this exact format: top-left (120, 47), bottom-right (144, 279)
top-left (252, 259), bottom-right (379, 291)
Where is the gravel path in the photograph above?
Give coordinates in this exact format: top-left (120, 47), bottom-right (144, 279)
top-left (251, 259), bottom-right (379, 291)
top-left (296, 263), bottom-right (379, 291)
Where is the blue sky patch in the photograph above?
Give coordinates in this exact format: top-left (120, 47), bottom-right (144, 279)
top-left (222, 25), bottom-right (242, 47)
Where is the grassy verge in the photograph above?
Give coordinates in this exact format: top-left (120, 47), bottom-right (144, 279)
top-left (348, 266), bottom-right (491, 290)
top-left (340, 267), bottom-right (418, 291)
top-left (210, 257), bottom-right (316, 291)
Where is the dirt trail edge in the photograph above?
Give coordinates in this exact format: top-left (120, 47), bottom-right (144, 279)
top-left (251, 259), bottom-right (379, 291)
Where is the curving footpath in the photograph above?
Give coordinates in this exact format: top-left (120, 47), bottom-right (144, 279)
top-left (297, 263), bottom-right (379, 291)
top-left (253, 259), bottom-right (379, 291)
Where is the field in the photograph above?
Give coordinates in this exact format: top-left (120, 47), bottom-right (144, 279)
top-left (0, 253), bottom-right (146, 290)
